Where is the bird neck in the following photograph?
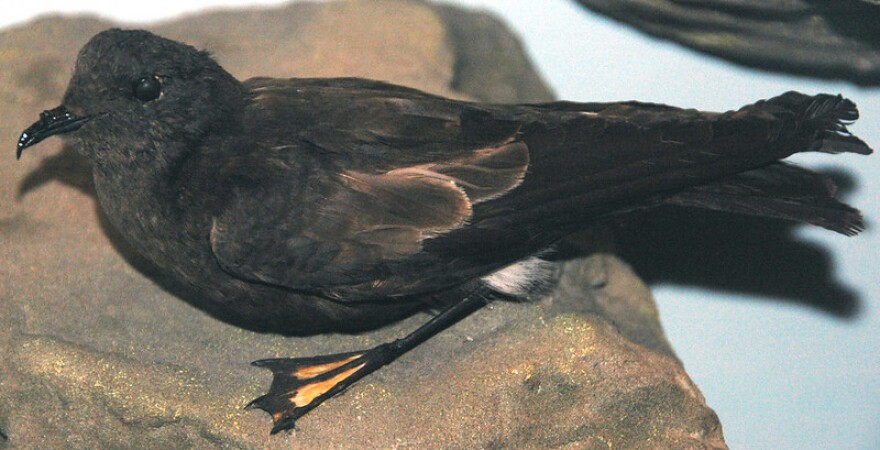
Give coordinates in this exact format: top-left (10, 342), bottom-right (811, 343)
top-left (91, 144), bottom-right (216, 269)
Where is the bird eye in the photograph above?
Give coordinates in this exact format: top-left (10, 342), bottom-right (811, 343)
top-left (133, 76), bottom-right (162, 102)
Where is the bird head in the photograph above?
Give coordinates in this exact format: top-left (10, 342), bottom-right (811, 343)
top-left (17, 29), bottom-right (244, 169)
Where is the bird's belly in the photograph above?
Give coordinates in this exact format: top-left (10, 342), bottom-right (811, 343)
top-left (94, 177), bottom-right (417, 333)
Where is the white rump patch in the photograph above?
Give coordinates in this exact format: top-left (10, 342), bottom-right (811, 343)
top-left (481, 257), bottom-right (555, 297)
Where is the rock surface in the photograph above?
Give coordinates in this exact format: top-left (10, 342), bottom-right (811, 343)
top-left (0, 1), bottom-right (725, 448)
top-left (575, 0), bottom-right (880, 86)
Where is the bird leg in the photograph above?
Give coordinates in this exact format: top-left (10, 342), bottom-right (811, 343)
top-left (247, 292), bottom-right (488, 434)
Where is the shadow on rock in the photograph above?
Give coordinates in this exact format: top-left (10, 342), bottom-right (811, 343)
top-left (612, 170), bottom-right (862, 318)
top-left (17, 146), bottom-right (95, 199)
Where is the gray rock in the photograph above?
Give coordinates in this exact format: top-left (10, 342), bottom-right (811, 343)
top-left (0, 1), bottom-right (725, 448)
top-left (574, 0), bottom-right (880, 86)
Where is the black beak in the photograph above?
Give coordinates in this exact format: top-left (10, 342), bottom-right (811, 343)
top-left (17, 106), bottom-right (91, 159)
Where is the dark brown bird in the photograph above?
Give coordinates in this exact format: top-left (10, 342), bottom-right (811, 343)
top-left (16, 29), bottom-right (872, 434)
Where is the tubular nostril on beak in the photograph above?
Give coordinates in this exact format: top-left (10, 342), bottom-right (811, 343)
top-left (16, 105), bottom-right (91, 159)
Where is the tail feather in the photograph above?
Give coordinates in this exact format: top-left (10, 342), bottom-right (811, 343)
top-left (489, 92), bottom-right (871, 237)
top-left (665, 163), bottom-right (865, 236)
top-left (667, 92), bottom-right (872, 236)
top-left (763, 92), bottom-right (872, 155)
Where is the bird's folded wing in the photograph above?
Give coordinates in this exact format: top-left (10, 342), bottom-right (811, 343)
top-left (210, 78), bottom-right (535, 300)
top-left (209, 81), bottom-right (870, 302)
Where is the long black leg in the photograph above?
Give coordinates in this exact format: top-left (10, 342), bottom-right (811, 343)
top-left (246, 292), bottom-right (489, 434)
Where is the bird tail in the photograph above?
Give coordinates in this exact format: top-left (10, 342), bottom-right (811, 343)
top-left (509, 92), bottom-right (872, 236)
top-left (663, 163), bottom-right (865, 235)
top-left (655, 92), bottom-right (871, 235)
top-left (756, 91), bottom-right (871, 155)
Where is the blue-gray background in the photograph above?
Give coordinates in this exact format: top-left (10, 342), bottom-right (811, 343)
top-left (4, 1), bottom-right (878, 448)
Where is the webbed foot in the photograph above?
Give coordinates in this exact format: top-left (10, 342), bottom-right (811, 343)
top-left (247, 343), bottom-right (400, 434)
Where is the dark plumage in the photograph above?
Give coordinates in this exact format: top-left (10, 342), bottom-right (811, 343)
top-left (17, 29), bottom-right (872, 434)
